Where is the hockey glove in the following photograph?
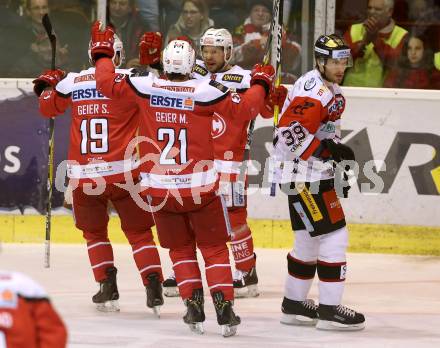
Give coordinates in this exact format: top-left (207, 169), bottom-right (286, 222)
top-left (33, 69), bottom-right (65, 97)
top-left (139, 32), bottom-right (162, 65)
top-left (90, 21), bottom-right (115, 63)
top-left (267, 84), bottom-right (288, 109)
top-left (250, 64), bottom-right (275, 97)
top-left (321, 139), bottom-right (355, 163)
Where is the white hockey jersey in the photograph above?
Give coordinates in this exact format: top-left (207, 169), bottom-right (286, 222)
top-left (272, 69), bottom-right (346, 183)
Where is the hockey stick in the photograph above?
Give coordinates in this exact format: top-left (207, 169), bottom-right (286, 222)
top-left (269, 0), bottom-right (284, 197)
top-left (42, 13), bottom-right (56, 268)
top-left (238, 0), bottom-right (283, 184)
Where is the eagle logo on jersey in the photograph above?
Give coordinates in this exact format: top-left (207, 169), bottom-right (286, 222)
top-left (212, 113), bottom-right (226, 139)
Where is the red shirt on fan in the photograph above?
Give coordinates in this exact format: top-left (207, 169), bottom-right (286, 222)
top-left (0, 271), bottom-right (67, 348)
top-left (38, 67), bottom-right (141, 185)
top-left (94, 57), bottom-right (267, 197)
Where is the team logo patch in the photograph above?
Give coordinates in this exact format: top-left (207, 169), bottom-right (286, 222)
top-left (212, 113), bottom-right (226, 138)
top-left (0, 289), bottom-right (18, 309)
top-left (222, 74), bottom-right (243, 83)
top-left (193, 64), bottom-right (208, 76)
top-left (114, 73), bottom-right (126, 83)
top-left (231, 92), bottom-right (241, 104)
top-left (150, 93), bottom-right (194, 111)
top-left (304, 77), bottom-right (316, 91)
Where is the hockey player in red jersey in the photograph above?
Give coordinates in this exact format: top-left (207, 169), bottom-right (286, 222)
top-left (33, 35), bottom-right (164, 315)
top-left (142, 29), bottom-right (286, 299)
top-left (272, 34), bottom-right (365, 331)
top-left (90, 22), bottom-right (275, 336)
top-left (0, 270), bottom-right (67, 348)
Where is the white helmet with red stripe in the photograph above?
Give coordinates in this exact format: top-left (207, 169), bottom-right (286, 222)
top-left (200, 28), bottom-right (233, 63)
top-left (162, 39), bottom-right (196, 75)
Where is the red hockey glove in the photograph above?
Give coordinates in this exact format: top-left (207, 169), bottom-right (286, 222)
top-left (90, 21), bottom-right (115, 63)
top-left (267, 84), bottom-right (288, 109)
top-left (139, 32), bottom-right (162, 65)
top-left (250, 64), bottom-right (275, 97)
top-left (32, 69), bottom-right (65, 96)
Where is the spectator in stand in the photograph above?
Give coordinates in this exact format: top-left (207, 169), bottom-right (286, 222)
top-left (343, 0), bottom-right (408, 87)
top-left (109, 0), bottom-right (144, 67)
top-left (232, 0), bottom-right (301, 83)
top-left (165, 0), bottom-right (213, 55)
top-left (384, 34), bottom-right (433, 89)
top-left (11, 0), bottom-right (70, 77)
top-left (136, 0), bottom-right (160, 32)
top-left (0, 0), bottom-right (30, 77)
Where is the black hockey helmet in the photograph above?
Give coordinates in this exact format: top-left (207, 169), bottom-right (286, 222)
top-left (314, 34), bottom-right (352, 63)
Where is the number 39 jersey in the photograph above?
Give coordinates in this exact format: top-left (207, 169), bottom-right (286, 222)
top-left (39, 67), bottom-right (140, 184)
top-left (275, 69), bottom-right (346, 182)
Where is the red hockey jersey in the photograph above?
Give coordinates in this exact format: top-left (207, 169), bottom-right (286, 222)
top-left (192, 60), bottom-right (273, 181)
top-left (0, 271), bottom-right (67, 348)
top-left (38, 67), bottom-right (140, 185)
top-left (95, 58), bottom-right (267, 197)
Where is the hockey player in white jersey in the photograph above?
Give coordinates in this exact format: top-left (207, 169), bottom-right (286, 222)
top-left (272, 34), bottom-right (365, 331)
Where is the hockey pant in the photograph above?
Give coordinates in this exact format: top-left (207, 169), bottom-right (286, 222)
top-left (72, 184), bottom-right (162, 285)
top-left (219, 180), bottom-right (256, 272)
top-left (149, 192), bottom-right (234, 301)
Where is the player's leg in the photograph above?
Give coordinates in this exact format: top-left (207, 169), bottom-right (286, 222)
top-left (280, 182), bottom-right (323, 325)
top-left (220, 180), bottom-right (258, 298)
top-left (149, 196), bottom-right (205, 333)
top-left (72, 186), bottom-right (119, 312)
top-left (190, 192), bottom-right (240, 337)
top-left (316, 225), bottom-right (365, 331)
top-left (110, 185), bottom-right (163, 315)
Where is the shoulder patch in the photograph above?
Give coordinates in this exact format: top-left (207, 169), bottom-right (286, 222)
top-left (193, 64), bottom-right (208, 76)
top-left (130, 68), bottom-right (150, 77)
top-left (304, 77), bottom-right (317, 91)
top-left (0, 289), bottom-right (18, 309)
top-left (222, 74), bottom-right (244, 83)
top-left (209, 80), bottom-right (229, 93)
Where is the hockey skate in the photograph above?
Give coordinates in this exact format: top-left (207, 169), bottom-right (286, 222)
top-left (92, 266), bottom-right (120, 312)
top-left (213, 291), bottom-right (241, 337)
top-left (163, 271), bottom-right (179, 297)
top-left (183, 288), bottom-right (205, 335)
top-left (233, 266), bottom-right (259, 298)
top-left (280, 297), bottom-right (318, 326)
top-left (145, 272), bottom-right (164, 318)
top-left (317, 304), bottom-right (365, 331)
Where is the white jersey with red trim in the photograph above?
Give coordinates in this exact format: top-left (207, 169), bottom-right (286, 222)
top-left (192, 60), bottom-right (253, 181)
top-left (274, 69), bottom-right (345, 183)
top-left (39, 67), bottom-right (140, 184)
top-left (0, 271), bottom-right (67, 348)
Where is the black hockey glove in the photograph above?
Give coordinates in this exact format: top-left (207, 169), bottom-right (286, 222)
top-left (334, 165), bottom-right (352, 198)
top-left (321, 139), bottom-right (355, 163)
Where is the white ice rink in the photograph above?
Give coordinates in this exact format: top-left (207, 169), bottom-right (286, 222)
top-left (1, 243), bottom-right (440, 348)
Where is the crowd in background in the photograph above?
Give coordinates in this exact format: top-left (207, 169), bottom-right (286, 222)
top-left (0, 0), bottom-right (439, 89)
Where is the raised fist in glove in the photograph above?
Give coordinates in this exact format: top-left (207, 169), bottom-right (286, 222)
top-left (33, 69), bottom-right (65, 96)
top-left (250, 63), bottom-right (275, 97)
top-left (321, 139), bottom-right (355, 163)
top-left (139, 32), bottom-right (162, 65)
top-left (90, 21), bottom-right (115, 63)
top-left (267, 84), bottom-right (288, 109)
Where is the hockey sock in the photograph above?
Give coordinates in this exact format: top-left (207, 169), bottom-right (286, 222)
top-left (230, 224), bottom-right (256, 272)
top-left (86, 236), bottom-right (114, 282)
top-left (284, 252), bottom-right (316, 301)
top-left (199, 244), bottom-right (234, 301)
top-left (317, 260), bottom-right (346, 305)
top-left (169, 245), bottom-right (202, 300)
top-left (125, 229), bottom-right (163, 285)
